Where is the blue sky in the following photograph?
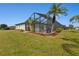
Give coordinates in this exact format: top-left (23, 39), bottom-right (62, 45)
top-left (0, 3), bottom-right (79, 27)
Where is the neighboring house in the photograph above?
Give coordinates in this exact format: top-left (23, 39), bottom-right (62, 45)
top-left (15, 13), bottom-right (64, 33)
top-left (75, 27), bottom-right (79, 30)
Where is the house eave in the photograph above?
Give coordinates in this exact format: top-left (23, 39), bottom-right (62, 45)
top-left (15, 22), bottom-right (25, 25)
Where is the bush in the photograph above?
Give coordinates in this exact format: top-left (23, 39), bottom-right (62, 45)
top-left (17, 29), bottom-right (24, 32)
top-left (56, 28), bottom-right (62, 33)
top-left (20, 29), bottom-right (24, 32)
top-left (4, 27), bottom-right (10, 30)
top-left (15, 29), bottom-right (24, 32)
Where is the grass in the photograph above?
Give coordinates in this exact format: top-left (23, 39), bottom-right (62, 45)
top-left (0, 30), bottom-right (79, 56)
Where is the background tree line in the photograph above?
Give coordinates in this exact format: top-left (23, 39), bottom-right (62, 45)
top-left (0, 24), bottom-right (15, 30)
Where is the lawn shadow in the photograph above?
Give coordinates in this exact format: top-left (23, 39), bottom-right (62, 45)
top-left (62, 43), bottom-right (79, 56)
top-left (68, 30), bottom-right (79, 33)
top-left (62, 38), bottom-right (79, 56)
top-left (62, 37), bottom-right (79, 44)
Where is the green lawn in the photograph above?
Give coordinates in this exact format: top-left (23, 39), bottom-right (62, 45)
top-left (0, 30), bottom-right (79, 56)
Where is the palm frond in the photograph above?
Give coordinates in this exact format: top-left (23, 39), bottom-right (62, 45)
top-left (27, 18), bottom-right (33, 24)
top-left (70, 15), bottom-right (79, 23)
top-left (57, 3), bottom-right (62, 8)
top-left (48, 3), bottom-right (68, 16)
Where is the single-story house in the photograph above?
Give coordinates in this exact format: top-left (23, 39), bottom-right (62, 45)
top-left (15, 13), bottom-right (64, 33)
top-left (16, 22), bottom-right (26, 31)
top-left (16, 21), bottom-right (47, 33)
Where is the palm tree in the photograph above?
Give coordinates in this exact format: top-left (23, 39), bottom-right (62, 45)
top-left (70, 15), bottom-right (79, 30)
top-left (27, 18), bottom-right (38, 32)
top-left (48, 3), bottom-right (67, 33)
top-left (70, 15), bottom-right (79, 23)
top-left (27, 18), bottom-right (33, 31)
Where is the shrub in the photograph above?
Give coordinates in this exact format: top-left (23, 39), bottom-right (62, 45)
top-left (20, 29), bottom-right (24, 32)
top-left (56, 28), bottom-right (62, 33)
top-left (15, 29), bottom-right (24, 32)
top-left (4, 27), bottom-right (10, 30)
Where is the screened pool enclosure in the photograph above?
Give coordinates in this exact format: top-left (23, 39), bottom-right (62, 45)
top-left (16, 12), bottom-right (64, 33)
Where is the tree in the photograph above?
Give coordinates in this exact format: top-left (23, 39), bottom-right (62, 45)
top-left (70, 15), bottom-right (79, 23)
top-left (0, 24), bottom-right (8, 30)
top-left (70, 15), bottom-right (79, 30)
top-left (27, 18), bottom-right (33, 31)
top-left (48, 3), bottom-right (68, 33)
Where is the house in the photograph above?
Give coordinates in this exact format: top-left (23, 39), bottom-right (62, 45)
top-left (16, 22), bottom-right (26, 31)
top-left (15, 20), bottom-right (47, 33)
top-left (15, 13), bottom-right (64, 33)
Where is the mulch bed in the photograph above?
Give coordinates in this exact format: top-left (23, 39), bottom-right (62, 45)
top-left (31, 32), bottom-right (58, 36)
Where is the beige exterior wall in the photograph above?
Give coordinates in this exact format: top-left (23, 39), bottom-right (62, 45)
top-left (16, 24), bottom-right (26, 30)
